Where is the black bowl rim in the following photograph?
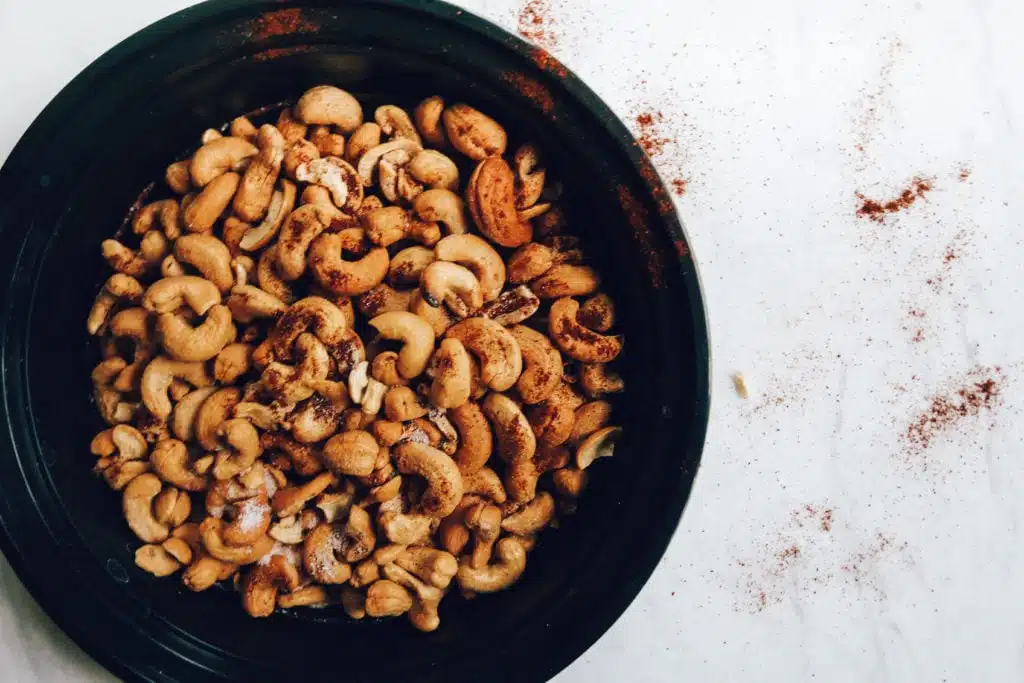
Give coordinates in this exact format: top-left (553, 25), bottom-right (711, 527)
top-left (0, 0), bottom-right (711, 680)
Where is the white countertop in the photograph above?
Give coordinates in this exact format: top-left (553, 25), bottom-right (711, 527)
top-left (3, 0), bottom-right (1023, 680)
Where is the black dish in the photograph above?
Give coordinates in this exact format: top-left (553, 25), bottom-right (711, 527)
top-left (0, 1), bottom-right (709, 681)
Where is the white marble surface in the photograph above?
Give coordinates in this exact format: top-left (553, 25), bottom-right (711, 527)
top-left (2, 0), bottom-right (1024, 680)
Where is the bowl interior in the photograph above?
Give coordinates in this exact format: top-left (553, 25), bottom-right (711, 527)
top-left (0, 2), bottom-right (707, 681)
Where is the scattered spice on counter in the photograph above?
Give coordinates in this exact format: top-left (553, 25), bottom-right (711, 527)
top-left (630, 107), bottom-right (691, 198)
top-left (517, 0), bottom-right (559, 51)
top-left (851, 37), bottom-right (902, 163)
top-left (841, 533), bottom-right (909, 600)
top-left (855, 176), bottom-right (933, 223)
top-left (250, 8), bottom-right (318, 40)
top-left (903, 366), bottom-right (1004, 457)
top-left (529, 48), bottom-right (569, 78)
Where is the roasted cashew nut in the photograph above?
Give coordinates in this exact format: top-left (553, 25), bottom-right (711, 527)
top-left (442, 103), bottom-right (507, 161)
top-left (356, 139), bottom-right (423, 188)
top-left (580, 362), bottom-right (625, 397)
top-left (242, 554), bottom-right (300, 617)
top-left (381, 563), bottom-right (445, 632)
top-left (295, 85), bottom-right (364, 134)
top-left (414, 95), bottom-right (447, 148)
top-left (465, 502), bottom-right (503, 569)
top-left (412, 188), bottom-right (470, 238)
top-left (199, 517), bottom-right (274, 565)
top-left (578, 292), bottom-right (615, 332)
top-left (212, 419), bottom-right (262, 481)
top-left (226, 285), bottom-right (288, 323)
top-left (467, 156), bottom-right (532, 247)
top-left (184, 172), bottom-right (241, 233)
top-left (150, 438), bottom-right (210, 492)
top-left (156, 305), bottom-right (236, 362)
top-left (275, 204), bottom-right (333, 280)
top-left (173, 234), bottom-right (234, 292)
top-left (308, 230), bottom-right (389, 296)
top-left (462, 466), bottom-right (507, 504)
top-left (357, 283), bottom-right (416, 318)
top-left (368, 311), bottom-right (436, 379)
top-left (365, 579), bottom-right (413, 617)
top-left (101, 231), bottom-right (168, 277)
top-left (501, 491), bottom-right (554, 535)
top-left (345, 122), bottom-right (382, 164)
top-left (427, 338), bottom-right (472, 410)
top-left (190, 136), bottom-right (257, 187)
top-left (140, 356), bottom-right (214, 419)
top-left (392, 442), bottom-right (463, 518)
top-left (569, 400), bottom-right (613, 444)
top-left (133, 199), bottom-right (181, 240)
top-left (272, 471), bottom-right (335, 518)
top-left (532, 264), bottom-right (601, 299)
top-left (322, 430), bottom-right (378, 477)
top-left (433, 233), bottom-right (505, 302)
top-left (142, 276), bottom-right (220, 315)
top-left (107, 307), bottom-right (154, 392)
top-left (361, 205), bottom-right (441, 248)
top-left (420, 261), bottom-right (483, 318)
top-left (407, 150), bottom-right (459, 191)
top-left (449, 402), bottom-right (493, 474)
top-left (295, 157), bottom-right (363, 212)
top-left (479, 285), bottom-right (541, 326)
top-left (482, 393), bottom-right (539, 502)
top-left (576, 426), bottom-right (622, 470)
top-left (87, 273), bottom-right (144, 335)
top-left (445, 317), bottom-right (522, 392)
top-left (123, 473), bottom-right (171, 543)
top-left (233, 124), bottom-right (286, 222)
top-left (271, 296), bottom-right (348, 359)
top-left (513, 143), bottom-right (546, 209)
top-left (239, 180), bottom-right (297, 251)
top-left (194, 387), bottom-right (241, 451)
top-left (388, 246), bottom-right (435, 287)
top-left (456, 537), bottom-right (528, 593)
top-left (549, 297), bottom-right (623, 363)
top-left (509, 325), bottom-right (562, 405)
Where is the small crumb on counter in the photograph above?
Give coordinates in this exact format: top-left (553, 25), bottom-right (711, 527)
top-left (732, 372), bottom-right (749, 399)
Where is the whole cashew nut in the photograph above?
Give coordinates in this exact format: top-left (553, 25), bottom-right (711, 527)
top-left (375, 104), bottom-right (422, 145)
top-left (308, 230), bottom-right (389, 296)
top-left (412, 188), bottom-right (470, 237)
top-left (239, 180), bottom-right (297, 252)
top-left (362, 205), bottom-right (441, 248)
top-left (199, 517), bottom-right (274, 564)
top-left (143, 276), bottom-right (220, 316)
top-left (345, 122), bottom-right (382, 165)
top-left (190, 136), bottom-right (257, 187)
top-left (479, 285), bottom-right (541, 327)
top-left (532, 265), bottom-right (601, 299)
top-left (233, 124), bottom-right (286, 222)
top-left (388, 246), bottom-right (435, 286)
top-left (275, 204), bottom-right (333, 280)
top-left (414, 96), bottom-right (447, 148)
top-left (271, 296), bottom-right (348, 359)
top-left (368, 311), bottom-right (436, 379)
top-left (445, 317), bottom-right (522, 392)
top-left (212, 419), bottom-right (263, 480)
top-left (123, 473), bottom-right (171, 543)
top-left (509, 325), bottom-right (562, 405)
top-left (513, 143), bottom-right (546, 209)
top-left (356, 139), bottom-right (423, 187)
top-left (466, 157), bottom-right (532, 247)
top-left (578, 292), bottom-right (615, 332)
top-left (156, 305), bottom-right (236, 362)
top-left (420, 261), bottom-right (483, 319)
top-left (141, 356), bottom-right (214, 419)
top-left (358, 283), bottom-right (416, 318)
top-left (365, 579), bottom-right (413, 617)
top-left (427, 338), bottom-right (472, 410)
top-left (322, 430), bottom-right (378, 477)
top-left (442, 103), bottom-right (507, 161)
top-left (482, 393), bottom-right (539, 502)
top-left (174, 234), bottom-right (234, 292)
top-left (295, 85), bottom-right (364, 134)
top-left (548, 297), bottom-right (623, 363)
top-left (392, 442), bottom-right (463, 518)
top-left (501, 491), bottom-right (554, 535)
top-left (272, 471), bottom-right (335, 518)
top-left (87, 273), bottom-right (143, 335)
top-left (101, 231), bottom-right (168, 277)
top-left (133, 199), bottom-right (181, 240)
top-left (580, 362), bottom-right (625, 397)
top-left (434, 233), bottom-right (505, 302)
top-left (303, 523), bottom-right (353, 584)
top-left (295, 157), bottom-right (363, 212)
top-left (151, 438), bottom-right (211, 491)
top-left (242, 554), bottom-right (300, 617)
top-left (456, 537), bottom-right (528, 593)
top-left (449, 402), bottom-right (493, 474)
top-left (407, 150), bottom-right (459, 191)
top-left (184, 172), bottom-right (241, 233)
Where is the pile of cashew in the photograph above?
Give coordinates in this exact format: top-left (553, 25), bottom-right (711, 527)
top-left (86, 85), bottom-right (625, 630)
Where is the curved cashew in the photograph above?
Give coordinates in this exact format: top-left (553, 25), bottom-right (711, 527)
top-left (238, 180), bottom-right (297, 252)
top-left (580, 363), bottom-right (625, 397)
top-left (302, 524), bottom-right (353, 584)
top-left (173, 234), bottom-right (233, 292)
top-left (92, 358), bottom-right (138, 426)
top-left (434, 234), bottom-right (504, 303)
top-left (225, 285), bottom-right (287, 324)
top-left (513, 143), bottom-right (546, 209)
top-left (414, 96), bottom-right (447, 147)
top-left (424, 338), bottom-right (471, 410)
top-left (442, 103), bottom-right (507, 161)
top-left (357, 283), bottom-right (415, 318)
top-left (270, 296), bottom-right (347, 359)
top-left (135, 543), bottom-right (185, 577)
top-left (456, 537), bottom-right (527, 593)
top-left (199, 517), bottom-right (274, 564)
top-left (365, 579), bottom-right (413, 617)
top-left (308, 231), bottom-right (389, 296)
top-left (501, 491), bottom-right (554, 535)
top-left (283, 138), bottom-right (320, 180)
top-left (123, 473), bottom-right (170, 543)
top-left (212, 343), bottom-right (252, 384)
top-left (570, 400), bottom-right (613, 443)
top-left (87, 273), bottom-right (143, 335)
top-left (143, 276), bottom-right (220, 315)
top-left (576, 426), bottom-right (622, 470)
top-left (251, 250), bottom-right (292, 308)
top-left (322, 430), bottom-right (378, 477)
top-left (375, 104), bottom-right (422, 144)
top-left (388, 246), bottom-right (435, 286)
top-left (532, 265), bottom-right (600, 299)
top-left (295, 157), bottom-right (363, 212)
top-left (272, 471), bottom-right (335, 517)
top-left (578, 292), bottom-right (615, 332)
top-left (482, 393), bottom-right (538, 502)
top-left (212, 419), bottom-right (262, 480)
top-left (527, 398), bottom-right (575, 449)
top-left (295, 85), bottom-right (364, 134)
top-left (141, 356), bottom-right (214, 419)
top-left (156, 305), bottom-right (235, 362)
top-left (153, 486), bottom-right (192, 528)
top-left (107, 307), bottom-right (154, 392)
top-left (368, 311), bottom-right (435, 379)
top-left (449, 402), bottom-right (493, 474)
top-left (509, 325), bottom-right (562, 404)
top-left (190, 136), bottom-right (257, 187)
top-left (552, 467), bottom-right (588, 498)
top-left (392, 442), bottom-right (463, 518)
top-left (356, 139), bottom-right (422, 187)
top-left (464, 502), bottom-right (503, 569)
top-left (362, 205), bottom-right (440, 248)
top-left (479, 285), bottom-right (540, 326)
top-left (379, 509), bottom-right (434, 546)
top-left (507, 242), bottom-right (555, 283)
top-left (259, 431), bottom-right (322, 476)
top-left (549, 298), bottom-right (623, 363)
top-left (278, 584), bottom-right (331, 609)
top-left (242, 554), bottom-right (300, 617)
top-left (165, 160), bottom-right (192, 194)
top-left (395, 547), bottom-right (458, 590)
top-left (407, 150), bottom-right (458, 191)
top-left (101, 231), bottom-right (168, 277)
top-left (151, 438), bottom-right (210, 491)
top-left (234, 124), bottom-right (286, 222)
top-left (309, 125), bottom-right (346, 157)
top-left (345, 122), bottom-right (382, 164)
top-left (184, 172), bottom-right (241, 233)
top-left (467, 157), bottom-right (532, 247)
top-left (133, 199), bottom-right (181, 240)
top-left (412, 188), bottom-right (470, 237)
top-left (462, 466), bottom-right (507, 504)
top-left (230, 115), bottom-right (258, 141)
top-left (91, 424), bottom-right (148, 462)
top-left (275, 204), bottom-right (333, 280)
top-left (420, 261), bottom-right (483, 318)
top-left (276, 108), bottom-right (308, 144)
top-left (259, 337), bottom-right (330, 405)
top-left (383, 386), bottom-right (429, 422)
top-left (445, 317), bottom-right (522, 392)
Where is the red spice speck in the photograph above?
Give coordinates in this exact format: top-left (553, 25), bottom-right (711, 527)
top-left (517, 0), bottom-right (559, 51)
top-left (615, 185), bottom-right (663, 288)
top-left (911, 329), bottom-right (925, 343)
top-left (252, 45), bottom-right (314, 62)
top-left (250, 9), bottom-right (318, 40)
top-left (958, 167), bottom-right (971, 181)
top-left (856, 177), bottom-right (933, 223)
top-left (673, 239), bottom-right (690, 259)
top-left (671, 178), bottom-right (689, 196)
top-left (529, 47), bottom-right (568, 78)
top-left (635, 155), bottom-right (675, 216)
top-left (635, 112), bottom-right (671, 157)
top-left (903, 367), bottom-right (1004, 455)
top-left (501, 71), bottom-right (555, 116)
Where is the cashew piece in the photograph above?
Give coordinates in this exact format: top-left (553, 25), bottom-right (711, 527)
top-left (295, 157), bottom-right (363, 212)
top-left (190, 136), bottom-right (257, 187)
top-left (141, 356), bottom-right (214, 419)
top-left (501, 491), bottom-right (554, 535)
top-left (442, 103), bottom-right (507, 161)
top-left (166, 160), bottom-right (192, 194)
top-left (356, 139), bottom-right (423, 187)
top-left (434, 233), bottom-right (505, 302)
top-left (362, 205), bottom-right (440, 248)
top-left (233, 124), bottom-right (286, 222)
top-left (295, 85), bottom-right (364, 134)
top-left (392, 442), bottom-right (463, 518)
top-left (212, 419), bottom-right (262, 480)
top-left (151, 438), bottom-right (210, 491)
top-left (275, 204), bottom-right (333, 280)
top-left (449, 402), bottom-right (493, 474)
top-left (456, 537), bottom-right (528, 593)
top-left (369, 311), bottom-right (436, 379)
top-left (414, 96), bottom-right (447, 147)
top-left (133, 199), bottom-right (181, 240)
top-left (384, 386), bottom-right (429, 422)
top-left (395, 547), bottom-right (458, 589)
top-left (462, 466), bottom-right (508, 504)
top-left (532, 265), bottom-right (601, 299)
top-left (509, 325), bottom-right (562, 405)
top-left (123, 473), bottom-right (170, 543)
top-left (242, 554), bottom-right (300, 617)
top-left (576, 426), bottom-right (622, 470)
top-left (445, 317), bottom-right (522, 392)
top-left (482, 393), bottom-right (539, 502)
top-left (272, 472), bottom-right (335, 518)
top-left (467, 156), bottom-right (532, 247)
top-left (322, 430), bottom-right (378, 477)
top-left (420, 261), bottom-right (483, 318)
top-left (578, 292), bottom-right (615, 332)
top-left (513, 143), bottom-right (546, 209)
top-left (135, 544), bottom-right (182, 577)
top-left (239, 180), bottom-right (297, 252)
top-left (184, 172), bottom-right (241, 233)
top-left (345, 122), bottom-right (382, 164)
top-left (87, 273), bottom-right (143, 335)
top-left (101, 231), bottom-right (168, 277)
top-left (213, 343), bottom-right (253, 384)
top-left (375, 104), bottom-right (422, 144)
top-left (357, 283), bottom-right (416, 318)
top-left (479, 285), bottom-right (541, 327)
top-left (580, 363), bottom-right (625, 397)
top-left (549, 298), bottom-right (623, 363)
top-left (570, 400), bottom-right (613, 444)
top-left (388, 246), bottom-right (435, 286)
